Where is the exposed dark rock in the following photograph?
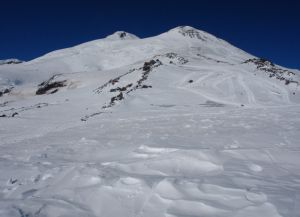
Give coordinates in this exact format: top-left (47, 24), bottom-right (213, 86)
top-left (244, 58), bottom-right (298, 85)
top-left (110, 83), bottom-right (133, 92)
top-left (36, 75), bottom-right (67, 95)
top-left (12, 112), bottom-right (18, 117)
top-left (0, 87), bottom-right (13, 97)
top-left (120, 32), bottom-right (126, 38)
top-left (3, 89), bottom-right (10, 94)
top-left (36, 81), bottom-right (66, 95)
top-left (110, 92), bottom-right (124, 105)
top-left (143, 60), bottom-right (156, 71)
top-left (110, 88), bottom-right (118, 92)
top-left (141, 85), bottom-right (152, 89)
top-left (164, 53), bottom-right (189, 65)
top-left (9, 178), bottom-right (18, 184)
top-left (137, 59), bottom-right (162, 87)
top-left (188, 80), bottom-right (194, 83)
top-left (96, 59), bottom-right (162, 112)
top-left (285, 80), bottom-right (290, 85)
top-left (244, 58), bottom-right (275, 67)
top-left (50, 89), bottom-right (59, 94)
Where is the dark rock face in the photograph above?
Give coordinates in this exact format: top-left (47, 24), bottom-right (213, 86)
top-left (244, 58), bottom-right (298, 85)
top-left (36, 75), bottom-right (67, 95)
top-left (141, 85), bottom-right (152, 89)
top-left (110, 84), bottom-right (133, 92)
top-left (244, 58), bottom-right (275, 68)
top-left (110, 92), bottom-right (124, 104)
top-left (12, 112), bottom-right (18, 117)
top-left (0, 87), bottom-right (13, 97)
top-left (119, 32), bottom-right (127, 38)
top-left (142, 60), bottom-right (156, 71)
top-left (96, 59), bottom-right (162, 110)
top-left (0, 112), bottom-right (18, 118)
top-left (138, 59), bottom-right (162, 87)
top-left (36, 81), bottom-right (66, 95)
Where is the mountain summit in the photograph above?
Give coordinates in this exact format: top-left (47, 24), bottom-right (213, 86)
top-left (0, 26), bottom-right (299, 217)
top-left (105, 31), bottom-right (140, 40)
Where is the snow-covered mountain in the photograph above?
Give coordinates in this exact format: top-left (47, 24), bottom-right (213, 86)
top-left (0, 26), bottom-right (299, 217)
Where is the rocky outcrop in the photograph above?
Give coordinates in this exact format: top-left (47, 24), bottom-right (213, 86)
top-left (36, 75), bottom-right (67, 95)
top-left (0, 87), bottom-right (13, 97)
top-left (244, 58), bottom-right (298, 85)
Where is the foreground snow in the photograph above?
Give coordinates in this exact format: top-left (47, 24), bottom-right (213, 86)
top-left (1, 106), bottom-right (300, 217)
top-left (0, 26), bottom-right (299, 217)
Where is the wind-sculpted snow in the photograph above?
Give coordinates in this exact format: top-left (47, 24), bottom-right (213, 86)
top-left (0, 26), bottom-right (300, 217)
top-left (1, 107), bottom-right (299, 217)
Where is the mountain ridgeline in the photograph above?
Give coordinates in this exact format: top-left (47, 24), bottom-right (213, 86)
top-left (0, 26), bottom-right (299, 119)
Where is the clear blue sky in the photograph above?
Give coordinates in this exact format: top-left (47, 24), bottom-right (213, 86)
top-left (0, 0), bottom-right (299, 69)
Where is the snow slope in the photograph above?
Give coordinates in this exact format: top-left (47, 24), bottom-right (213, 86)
top-left (0, 26), bottom-right (300, 217)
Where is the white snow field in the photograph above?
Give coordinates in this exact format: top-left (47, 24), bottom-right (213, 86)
top-left (0, 26), bottom-right (300, 217)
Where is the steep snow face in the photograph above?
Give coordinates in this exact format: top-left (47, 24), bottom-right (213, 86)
top-left (0, 26), bottom-right (300, 217)
top-left (163, 26), bottom-right (253, 62)
top-left (167, 26), bottom-right (222, 41)
top-left (17, 26), bottom-right (252, 74)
